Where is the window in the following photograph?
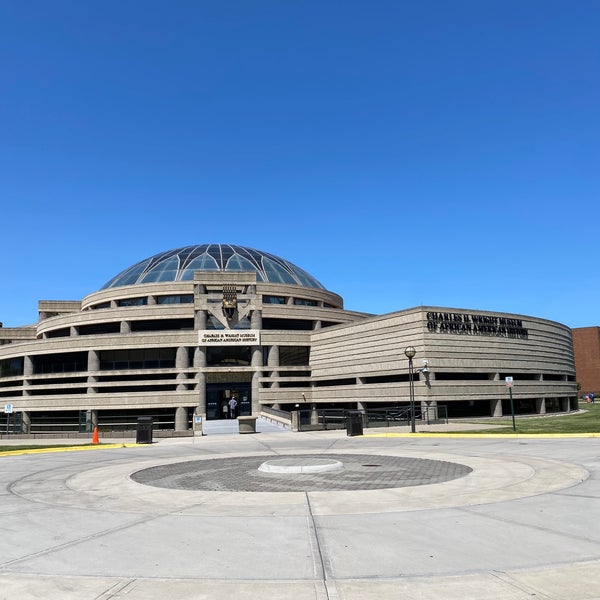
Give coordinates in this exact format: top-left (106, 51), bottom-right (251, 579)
top-left (91, 302), bottom-right (111, 310)
top-left (117, 297), bottom-right (148, 307)
top-left (262, 318), bottom-right (313, 330)
top-left (99, 348), bottom-right (176, 370)
top-left (293, 298), bottom-right (317, 306)
top-left (263, 295), bottom-right (286, 304)
top-left (156, 295), bottom-right (194, 305)
top-left (206, 346), bottom-right (251, 367)
top-left (279, 346), bottom-right (310, 366)
top-left (33, 352), bottom-right (88, 374)
top-left (0, 357), bottom-right (24, 377)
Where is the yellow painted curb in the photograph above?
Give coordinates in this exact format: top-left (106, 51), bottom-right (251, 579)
top-left (0, 443), bottom-right (140, 457)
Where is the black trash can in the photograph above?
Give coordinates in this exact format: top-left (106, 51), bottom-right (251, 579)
top-left (136, 416), bottom-right (153, 444)
top-left (346, 410), bottom-right (363, 436)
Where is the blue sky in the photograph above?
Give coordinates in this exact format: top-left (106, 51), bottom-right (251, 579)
top-left (1, 1), bottom-right (598, 328)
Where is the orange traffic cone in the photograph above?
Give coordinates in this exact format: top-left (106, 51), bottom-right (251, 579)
top-left (92, 426), bottom-right (99, 445)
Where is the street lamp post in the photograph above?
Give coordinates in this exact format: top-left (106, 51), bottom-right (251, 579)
top-left (404, 346), bottom-right (416, 433)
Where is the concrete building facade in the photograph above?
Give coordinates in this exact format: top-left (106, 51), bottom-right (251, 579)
top-left (0, 244), bottom-right (578, 433)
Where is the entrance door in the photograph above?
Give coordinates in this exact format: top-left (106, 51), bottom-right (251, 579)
top-left (206, 383), bottom-right (251, 420)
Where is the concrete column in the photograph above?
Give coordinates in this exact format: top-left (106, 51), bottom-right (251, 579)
top-left (87, 350), bottom-right (99, 393)
top-left (561, 397), bottom-right (570, 412)
top-left (176, 347), bottom-right (190, 369)
top-left (195, 309), bottom-right (207, 330)
top-left (197, 372), bottom-right (206, 417)
top-left (251, 308), bottom-right (262, 329)
top-left (267, 345), bottom-right (279, 388)
top-left (91, 410), bottom-right (98, 428)
top-left (291, 410), bottom-right (299, 431)
top-left (251, 344), bottom-right (262, 415)
top-left (148, 295), bottom-right (157, 305)
top-left (88, 350), bottom-right (100, 371)
top-left (536, 398), bottom-right (546, 415)
top-left (176, 346), bottom-right (189, 391)
top-left (491, 398), bottom-right (503, 417)
top-left (22, 411), bottom-right (31, 434)
top-left (120, 321), bottom-right (131, 334)
top-left (421, 399), bottom-right (438, 422)
top-left (194, 346), bottom-right (206, 368)
top-left (24, 356), bottom-right (33, 376)
top-left (23, 355), bottom-right (33, 396)
top-left (310, 403), bottom-right (319, 425)
top-left (70, 326), bottom-right (79, 336)
top-left (267, 345), bottom-right (279, 367)
top-left (175, 406), bottom-right (188, 431)
top-left (313, 320), bottom-right (322, 330)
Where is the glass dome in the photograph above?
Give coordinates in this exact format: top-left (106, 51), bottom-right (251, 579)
top-left (101, 244), bottom-right (326, 290)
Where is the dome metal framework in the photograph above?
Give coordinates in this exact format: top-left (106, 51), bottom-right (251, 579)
top-left (101, 244), bottom-right (326, 290)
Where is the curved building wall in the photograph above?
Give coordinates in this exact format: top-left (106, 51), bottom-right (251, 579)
top-left (0, 265), bottom-right (578, 432)
top-left (302, 307), bottom-right (576, 416)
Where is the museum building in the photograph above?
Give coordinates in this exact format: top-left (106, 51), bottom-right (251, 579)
top-left (0, 244), bottom-right (578, 433)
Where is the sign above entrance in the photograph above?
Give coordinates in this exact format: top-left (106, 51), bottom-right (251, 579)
top-left (198, 330), bottom-right (261, 346)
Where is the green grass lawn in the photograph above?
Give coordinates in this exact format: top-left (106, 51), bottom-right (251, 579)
top-left (455, 402), bottom-right (600, 434)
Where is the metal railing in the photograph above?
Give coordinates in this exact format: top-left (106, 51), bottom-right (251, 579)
top-left (295, 405), bottom-right (448, 432)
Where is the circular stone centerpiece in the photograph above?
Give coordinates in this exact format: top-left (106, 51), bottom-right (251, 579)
top-left (258, 457), bottom-right (344, 474)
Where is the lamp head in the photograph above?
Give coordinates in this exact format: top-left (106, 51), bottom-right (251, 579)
top-left (404, 346), bottom-right (416, 359)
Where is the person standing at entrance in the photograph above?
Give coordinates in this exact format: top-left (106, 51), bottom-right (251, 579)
top-left (228, 397), bottom-right (238, 418)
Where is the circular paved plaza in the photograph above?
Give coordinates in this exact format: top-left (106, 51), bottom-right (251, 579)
top-left (0, 429), bottom-right (599, 600)
top-left (131, 453), bottom-right (473, 492)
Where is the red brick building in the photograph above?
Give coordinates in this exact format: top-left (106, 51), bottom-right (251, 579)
top-left (572, 327), bottom-right (600, 397)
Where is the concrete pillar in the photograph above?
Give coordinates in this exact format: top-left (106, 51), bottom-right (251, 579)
top-left (175, 406), bottom-right (188, 431)
top-left (176, 346), bottom-right (189, 391)
top-left (561, 397), bottom-right (570, 412)
top-left (197, 372), bottom-right (206, 417)
top-left (176, 346), bottom-right (189, 369)
top-left (23, 355), bottom-right (33, 396)
top-left (267, 345), bottom-right (279, 367)
top-left (267, 345), bottom-right (279, 388)
top-left (24, 356), bottom-right (33, 376)
top-left (195, 309), bottom-right (207, 330)
top-left (70, 326), bottom-right (79, 336)
top-left (88, 350), bottom-right (100, 371)
top-left (87, 350), bottom-right (99, 393)
top-left (194, 346), bottom-right (206, 368)
top-left (491, 398), bottom-right (503, 417)
top-left (251, 308), bottom-right (262, 329)
top-left (148, 295), bottom-right (156, 305)
top-left (291, 410), bottom-right (299, 431)
top-left (421, 400), bottom-right (438, 422)
top-left (120, 321), bottom-right (131, 334)
top-left (22, 411), bottom-right (31, 434)
top-left (251, 344), bottom-right (262, 415)
top-left (536, 398), bottom-right (546, 415)
top-left (90, 410), bottom-right (99, 428)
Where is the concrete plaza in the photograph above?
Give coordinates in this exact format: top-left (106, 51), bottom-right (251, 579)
top-left (0, 423), bottom-right (599, 599)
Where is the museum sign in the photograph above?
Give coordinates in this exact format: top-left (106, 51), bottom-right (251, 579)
top-left (426, 312), bottom-right (529, 339)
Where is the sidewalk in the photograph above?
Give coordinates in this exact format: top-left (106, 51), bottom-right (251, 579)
top-left (0, 427), bottom-right (598, 599)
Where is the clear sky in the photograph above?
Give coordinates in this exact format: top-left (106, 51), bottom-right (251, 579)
top-left (1, 1), bottom-right (598, 329)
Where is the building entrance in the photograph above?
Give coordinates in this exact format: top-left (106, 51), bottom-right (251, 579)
top-left (206, 383), bottom-right (251, 420)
